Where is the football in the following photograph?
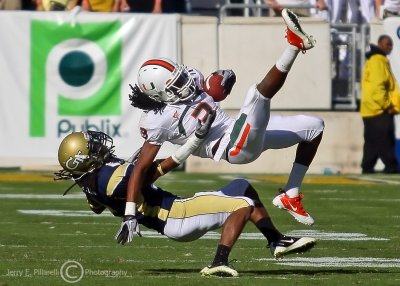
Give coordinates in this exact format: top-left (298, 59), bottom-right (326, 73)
top-left (203, 73), bottom-right (226, 102)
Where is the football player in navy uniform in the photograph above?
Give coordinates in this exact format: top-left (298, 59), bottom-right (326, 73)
top-left (55, 129), bottom-right (316, 277)
top-left (127, 9), bottom-right (324, 228)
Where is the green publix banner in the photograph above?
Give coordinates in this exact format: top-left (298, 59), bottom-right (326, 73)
top-left (30, 20), bottom-right (122, 137)
top-left (0, 11), bottom-right (179, 160)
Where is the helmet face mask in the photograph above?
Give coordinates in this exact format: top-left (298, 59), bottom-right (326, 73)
top-left (87, 130), bottom-right (114, 160)
top-left (137, 58), bottom-right (197, 104)
top-left (165, 65), bottom-right (196, 102)
top-left (55, 130), bottom-right (114, 179)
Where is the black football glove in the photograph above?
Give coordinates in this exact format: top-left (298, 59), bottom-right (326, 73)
top-left (115, 215), bottom-right (142, 245)
top-left (212, 69), bottom-right (236, 95)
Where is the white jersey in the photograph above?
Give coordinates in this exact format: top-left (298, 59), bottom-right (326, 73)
top-left (139, 68), bottom-right (325, 163)
top-left (139, 68), bottom-right (234, 160)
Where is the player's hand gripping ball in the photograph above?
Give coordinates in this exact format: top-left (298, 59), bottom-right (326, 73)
top-left (203, 69), bottom-right (236, 102)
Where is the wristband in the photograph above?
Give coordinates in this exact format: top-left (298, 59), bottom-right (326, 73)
top-left (124, 201), bottom-right (136, 216)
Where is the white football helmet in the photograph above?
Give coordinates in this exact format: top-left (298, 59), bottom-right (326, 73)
top-left (137, 58), bottom-right (197, 104)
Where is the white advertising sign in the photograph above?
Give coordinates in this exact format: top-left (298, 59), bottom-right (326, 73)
top-left (0, 11), bottom-right (180, 165)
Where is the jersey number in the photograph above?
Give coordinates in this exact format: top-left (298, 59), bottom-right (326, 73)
top-left (191, 102), bottom-right (213, 123)
top-left (178, 101), bottom-right (213, 136)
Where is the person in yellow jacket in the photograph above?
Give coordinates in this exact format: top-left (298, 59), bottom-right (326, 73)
top-left (81, 0), bottom-right (121, 12)
top-left (360, 34), bottom-right (400, 174)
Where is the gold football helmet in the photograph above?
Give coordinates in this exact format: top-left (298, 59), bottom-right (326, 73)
top-left (56, 130), bottom-right (114, 179)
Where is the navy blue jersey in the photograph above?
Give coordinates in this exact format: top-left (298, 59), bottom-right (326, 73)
top-left (77, 158), bottom-right (177, 234)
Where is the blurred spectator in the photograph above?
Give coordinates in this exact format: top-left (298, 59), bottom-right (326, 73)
top-left (121, 0), bottom-right (187, 13)
top-left (0, 0), bottom-right (22, 9)
top-left (228, 0), bottom-right (246, 16)
top-left (376, 0), bottom-right (400, 19)
top-left (327, 0), bottom-right (345, 22)
top-left (265, 0), bottom-right (327, 17)
top-left (120, 0), bottom-right (154, 12)
top-left (81, 0), bottom-right (121, 12)
top-left (329, 1), bottom-right (376, 108)
top-left (22, 0), bottom-right (37, 10)
top-left (329, 0), bottom-right (376, 24)
top-left (360, 35), bottom-right (400, 174)
top-left (310, 0), bottom-right (329, 20)
top-left (222, 0), bottom-right (265, 17)
top-left (359, 0), bottom-right (377, 22)
top-left (36, 0), bottom-right (80, 10)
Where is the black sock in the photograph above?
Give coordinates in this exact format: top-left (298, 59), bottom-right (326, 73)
top-left (255, 218), bottom-right (282, 244)
top-left (212, 244), bottom-right (231, 266)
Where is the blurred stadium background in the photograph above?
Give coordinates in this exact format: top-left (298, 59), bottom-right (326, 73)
top-left (0, 4), bottom-right (400, 173)
top-left (1, 3), bottom-right (400, 285)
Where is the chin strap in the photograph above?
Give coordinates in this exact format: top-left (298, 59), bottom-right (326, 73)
top-left (62, 182), bottom-right (78, 196)
top-left (54, 169), bottom-right (93, 196)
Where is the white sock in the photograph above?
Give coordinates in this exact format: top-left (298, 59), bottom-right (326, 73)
top-left (275, 45), bottom-right (300, 73)
top-left (284, 163), bottom-right (309, 197)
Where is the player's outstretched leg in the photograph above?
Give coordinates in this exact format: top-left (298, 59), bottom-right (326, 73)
top-left (268, 13), bottom-right (319, 225)
top-left (257, 9), bottom-right (316, 99)
top-left (272, 132), bottom-right (323, 226)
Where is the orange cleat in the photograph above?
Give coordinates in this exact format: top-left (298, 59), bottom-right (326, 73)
top-left (272, 191), bottom-right (314, 225)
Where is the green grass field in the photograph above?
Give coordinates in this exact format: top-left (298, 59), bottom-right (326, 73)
top-left (1, 171), bottom-right (400, 286)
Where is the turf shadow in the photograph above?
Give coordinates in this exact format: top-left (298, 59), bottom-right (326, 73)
top-left (145, 268), bottom-right (400, 276)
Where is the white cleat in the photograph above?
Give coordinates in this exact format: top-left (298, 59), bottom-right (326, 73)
top-left (200, 264), bottom-right (238, 277)
top-left (270, 236), bottom-right (317, 259)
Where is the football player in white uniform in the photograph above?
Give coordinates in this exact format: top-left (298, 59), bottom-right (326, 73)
top-left (126, 9), bottom-right (324, 228)
top-left (56, 130), bottom-right (316, 277)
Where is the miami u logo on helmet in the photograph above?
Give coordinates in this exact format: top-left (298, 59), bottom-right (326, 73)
top-left (141, 81), bottom-right (156, 92)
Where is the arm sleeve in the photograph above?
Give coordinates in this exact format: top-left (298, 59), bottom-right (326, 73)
top-left (171, 135), bottom-right (202, 164)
